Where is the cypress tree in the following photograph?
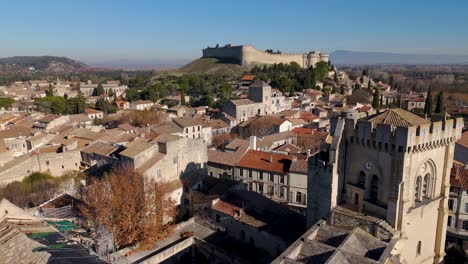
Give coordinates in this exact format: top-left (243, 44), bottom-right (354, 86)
top-left (96, 83), bottom-right (105, 96)
top-left (379, 94), bottom-right (383, 107)
top-left (396, 93), bottom-right (401, 108)
top-left (47, 84), bottom-right (54, 97)
top-left (372, 87), bottom-right (380, 109)
top-left (435, 91), bottom-right (444, 114)
top-left (424, 87), bottom-right (433, 115)
top-left (180, 92), bottom-right (186, 106)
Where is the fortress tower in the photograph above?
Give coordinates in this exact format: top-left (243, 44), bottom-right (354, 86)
top-left (202, 44), bottom-right (328, 68)
top-left (307, 108), bottom-right (464, 264)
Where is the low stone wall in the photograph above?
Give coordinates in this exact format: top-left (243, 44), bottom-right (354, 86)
top-left (330, 206), bottom-right (396, 241)
top-left (0, 150), bottom-right (81, 185)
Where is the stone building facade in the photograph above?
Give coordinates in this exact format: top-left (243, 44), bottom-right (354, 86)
top-left (447, 165), bottom-right (468, 252)
top-left (307, 108), bottom-right (463, 264)
top-left (223, 80), bottom-right (288, 122)
top-left (0, 150), bottom-right (81, 185)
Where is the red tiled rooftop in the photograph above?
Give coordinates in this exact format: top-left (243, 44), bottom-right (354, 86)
top-left (292, 127), bottom-right (316, 135)
top-left (300, 112), bottom-right (319, 123)
top-left (357, 105), bottom-right (372, 113)
top-left (212, 200), bottom-right (241, 216)
top-left (241, 75), bottom-right (255, 81)
top-left (456, 131), bottom-right (468, 149)
top-left (451, 166), bottom-right (468, 190)
top-left (84, 108), bottom-right (103, 114)
top-left (237, 150), bottom-right (292, 174)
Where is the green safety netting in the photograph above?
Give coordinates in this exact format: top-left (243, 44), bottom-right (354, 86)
top-left (46, 220), bottom-right (78, 232)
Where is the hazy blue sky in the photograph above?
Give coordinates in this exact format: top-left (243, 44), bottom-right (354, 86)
top-left (1, 0), bottom-right (467, 64)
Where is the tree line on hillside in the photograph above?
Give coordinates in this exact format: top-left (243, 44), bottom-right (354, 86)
top-left (250, 61), bottom-right (330, 96)
top-left (125, 74), bottom-right (233, 109)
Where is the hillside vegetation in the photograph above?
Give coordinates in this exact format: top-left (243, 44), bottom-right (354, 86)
top-left (0, 56), bottom-right (87, 72)
top-left (175, 58), bottom-right (248, 77)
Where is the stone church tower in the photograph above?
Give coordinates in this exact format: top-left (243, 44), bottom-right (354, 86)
top-left (307, 108), bottom-right (463, 264)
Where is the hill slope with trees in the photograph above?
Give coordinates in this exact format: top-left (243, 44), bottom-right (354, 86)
top-left (0, 56), bottom-right (88, 73)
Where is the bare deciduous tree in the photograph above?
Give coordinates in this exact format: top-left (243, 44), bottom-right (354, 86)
top-left (117, 110), bottom-right (168, 127)
top-left (211, 133), bottom-right (232, 149)
top-left (82, 168), bottom-right (175, 250)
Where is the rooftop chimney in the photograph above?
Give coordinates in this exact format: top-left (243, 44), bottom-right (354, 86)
top-left (249, 136), bottom-right (257, 150)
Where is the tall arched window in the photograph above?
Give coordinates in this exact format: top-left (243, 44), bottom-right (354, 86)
top-left (370, 175), bottom-right (379, 202)
top-left (415, 176), bottom-right (422, 201)
top-left (416, 241), bottom-right (422, 255)
top-left (423, 173), bottom-right (431, 198)
top-left (358, 171), bottom-right (366, 188)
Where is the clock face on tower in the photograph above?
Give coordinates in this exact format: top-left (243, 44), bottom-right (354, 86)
top-left (421, 163), bottom-right (426, 172)
top-left (365, 161), bottom-right (373, 170)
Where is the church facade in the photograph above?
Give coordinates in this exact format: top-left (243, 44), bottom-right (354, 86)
top-left (307, 108), bottom-right (464, 263)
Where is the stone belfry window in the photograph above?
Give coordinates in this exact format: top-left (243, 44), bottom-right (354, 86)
top-left (370, 175), bottom-right (379, 202)
top-left (423, 174), bottom-right (431, 198)
top-left (414, 161), bottom-right (434, 204)
top-left (414, 176), bottom-right (422, 201)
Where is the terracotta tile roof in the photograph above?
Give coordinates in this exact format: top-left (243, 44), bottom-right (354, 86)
top-left (289, 159), bottom-right (308, 174)
top-left (407, 97), bottom-right (425, 102)
top-left (38, 114), bottom-right (61, 123)
top-left (208, 143), bottom-right (248, 166)
top-left (207, 119), bottom-right (229, 129)
top-left (118, 123), bottom-right (136, 132)
top-left (151, 121), bottom-right (182, 135)
top-left (357, 105), bottom-right (372, 113)
top-left (292, 127), bottom-right (316, 135)
top-left (450, 166), bottom-right (468, 190)
top-left (225, 138), bottom-right (249, 151)
top-left (237, 150), bottom-right (292, 174)
top-left (173, 117), bottom-right (201, 128)
top-left (456, 131), bottom-right (468, 149)
top-left (288, 118), bottom-right (308, 126)
top-left (0, 126), bottom-right (33, 139)
top-left (70, 128), bottom-right (104, 141)
top-left (364, 108), bottom-right (429, 127)
top-left (300, 112), bottom-right (319, 123)
top-left (84, 108), bottom-right (103, 114)
top-left (274, 143), bottom-right (301, 154)
top-left (240, 75), bottom-right (255, 81)
top-left (305, 89), bottom-right (323, 96)
top-left (81, 142), bottom-right (118, 156)
top-left (212, 200), bottom-right (242, 217)
top-left (120, 141), bottom-right (153, 158)
top-left (231, 98), bottom-right (255, 106)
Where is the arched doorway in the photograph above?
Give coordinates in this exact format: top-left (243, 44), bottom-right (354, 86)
top-left (370, 175), bottom-right (379, 202)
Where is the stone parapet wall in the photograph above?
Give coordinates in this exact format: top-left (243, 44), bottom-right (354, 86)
top-left (202, 44), bottom-right (328, 68)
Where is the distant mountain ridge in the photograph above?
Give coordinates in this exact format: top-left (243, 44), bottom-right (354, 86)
top-left (0, 56), bottom-right (88, 72)
top-left (330, 50), bottom-right (468, 65)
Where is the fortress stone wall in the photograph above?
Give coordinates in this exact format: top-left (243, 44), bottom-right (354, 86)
top-left (202, 44), bottom-right (328, 68)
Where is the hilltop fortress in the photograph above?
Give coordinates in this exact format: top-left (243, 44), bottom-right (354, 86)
top-left (202, 44), bottom-right (328, 68)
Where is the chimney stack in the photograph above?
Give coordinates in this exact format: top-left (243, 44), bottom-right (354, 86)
top-left (249, 136), bottom-right (257, 150)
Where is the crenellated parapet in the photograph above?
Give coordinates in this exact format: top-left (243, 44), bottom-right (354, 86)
top-left (344, 117), bottom-right (464, 154)
top-left (202, 44), bottom-right (328, 68)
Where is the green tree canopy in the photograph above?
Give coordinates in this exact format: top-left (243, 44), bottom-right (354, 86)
top-left (434, 91), bottom-right (444, 114)
top-left (424, 87), bottom-right (434, 115)
top-left (372, 87), bottom-right (380, 109)
top-left (46, 84), bottom-right (54, 97)
top-left (0, 97), bottom-right (15, 109)
top-left (180, 91), bottom-right (186, 106)
top-left (314, 61), bottom-right (329, 81)
top-left (95, 83), bottom-right (105, 96)
top-left (34, 96), bottom-right (66, 114)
